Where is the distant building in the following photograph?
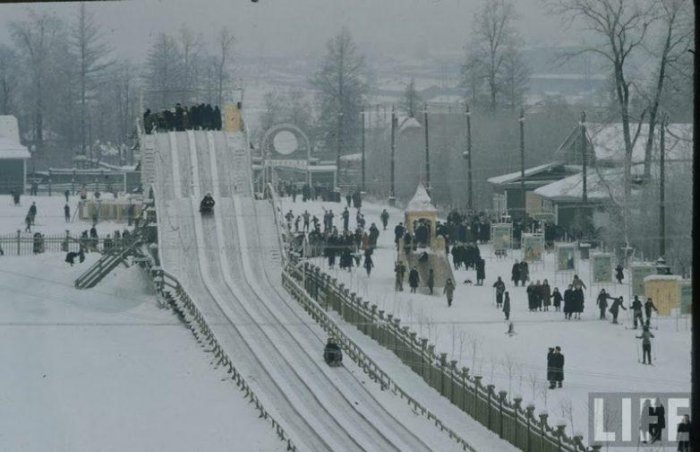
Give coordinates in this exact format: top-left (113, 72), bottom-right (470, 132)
top-left (488, 121), bottom-right (692, 232)
top-left (0, 116), bottom-right (31, 195)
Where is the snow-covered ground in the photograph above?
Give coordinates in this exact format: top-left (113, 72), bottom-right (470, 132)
top-left (0, 193), bottom-right (129, 236)
top-left (0, 199), bottom-right (284, 452)
top-left (280, 195), bottom-right (692, 448)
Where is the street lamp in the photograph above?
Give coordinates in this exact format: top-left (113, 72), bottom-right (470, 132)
top-left (464, 103), bottom-right (473, 211)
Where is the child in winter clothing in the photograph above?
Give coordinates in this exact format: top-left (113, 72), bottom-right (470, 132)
top-left (636, 326), bottom-right (655, 364)
top-left (443, 278), bottom-right (455, 307)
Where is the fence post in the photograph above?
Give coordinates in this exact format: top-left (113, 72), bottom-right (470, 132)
top-left (386, 314), bottom-right (393, 351)
top-left (498, 390), bottom-right (508, 439)
top-left (421, 338), bottom-right (429, 381)
top-left (439, 353), bottom-right (447, 396)
top-left (370, 304), bottom-right (378, 339)
top-left (486, 384), bottom-right (496, 431)
top-left (393, 318), bottom-right (401, 358)
top-left (555, 423), bottom-right (566, 452)
top-left (378, 311), bottom-right (385, 346)
top-left (338, 283), bottom-right (345, 318)
top-left (513, 397), bottom-right (523, 447)
top-left (525, 404), bottom-right (535, 452)
top-left (474, 376), bottom-right (483, 422)
top-left (16, 229), bottom-right (20, 255)
top-left (461, 367), bottom-right (470, 414)
top-left (539, 412), bottom-right (548, 451)
top-left (450, 360), bottom-right (458, 404)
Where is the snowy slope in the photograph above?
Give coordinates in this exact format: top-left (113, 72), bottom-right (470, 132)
top-left (152, 130), bottom-right (481, 451)
top-left (280, 196), bottom-right (691, 451)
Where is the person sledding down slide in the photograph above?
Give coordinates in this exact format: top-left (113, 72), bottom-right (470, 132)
top-left (324, 336), bottom-right (342, 366)
top-left (200, 193), bottom-right (215, 215)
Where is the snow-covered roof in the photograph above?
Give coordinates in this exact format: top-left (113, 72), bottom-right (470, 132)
top-left (586, 123), bottom-right (692, 164)
top-left (534, 169), bottom-right (621, 202)
top-left (398, 117), bottom-right (422, 134)
top-left (406, 183), bottom-right (437, 213)
top-left (487, 163), bottom-right (556, 185)
top-left (0, 115), bottom-right (30, 160)
top-left (340, 153), bottom-right (362, 162)
top-left (643, 274), bottom-right (682, 282)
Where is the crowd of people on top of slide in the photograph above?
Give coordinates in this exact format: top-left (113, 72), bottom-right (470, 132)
top-left (143, 103), bottom-right (223, 132)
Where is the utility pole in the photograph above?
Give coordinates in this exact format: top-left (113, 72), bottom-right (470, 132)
top-left (465, 103), bottom-right (473, 211)
top-left (424, 103), bottom-right (431, 194)
top-left (390, 106), bottom-right (396, 205)
top-left (336, 110), bottom-right (343, 189)
top-left (361, 110), bottom-right (366, 192)
top-left (659, 113), bottom-right (667, 258)
top-left (519, 108), bottom-right (526, 219)
top-left (581, 111), bottom-right (588, 203)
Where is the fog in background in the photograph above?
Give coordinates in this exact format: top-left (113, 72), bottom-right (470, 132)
top-left (0, 0), bottom-right (573, 61)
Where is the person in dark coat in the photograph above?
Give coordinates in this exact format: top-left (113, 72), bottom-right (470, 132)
top-left (363, 254), bottom-right (374, 276)
top-left (502, 291), bottom-right (511, 320)
top-left (394, 261), bottom-right (406, 291)
top-left (511, 260), bottom-right (521, 286)
top-left (597, 289), bottom-right (614, 320)
top-left (631, 296), bottom-right (644, 329)
top-left (476, 257), bottom-right (485, 285)
top-left (380, 209), bottom-right (389, 230)
top-left (551, 287), bottom-right (563, 312)
top-left (552, 346), bottom-right (564, 388)
top-left (573, 288), bottom-right (584, 319)
top-left (526, 282), bottom-right (537, 311)
top-left (547, 347), bottom-right (556, 389)
top-left (676, 414), bottom-right (691, 451)
top-left (403, 232), bottom-right (413, 256)
top-left (519, 261), bottom-right (529, 286)
top-left (636, 326), bottom-right (654, 364)
top-left (563, 285), bottom-right (574, 320)
top-left (493, 277), bottom-right (506, 308)
top-left (541, 279), bottom-right (552, 311)
top-left (408, 267), bottom-right (420, 293)
top-left (427, 268), bottom-right (435, 295)
top-left (609, 296), bottom-right (626, 324)
top-left (28, 202), bottom-right (37, 225)
top-left (644, 298), bottom-right (659, 327)
top-left (64, 203), bottom-right (70, 222)
top-left (213, 105), bottom-right (222, 130)
top-left (650, 398), bottom-right (665, 443)
top-left (342, 207), bottom-right (350, 232)
top-left (615, 264), bottom-right (625, 284)
top-left (394, 222), bottom-right (405, 249)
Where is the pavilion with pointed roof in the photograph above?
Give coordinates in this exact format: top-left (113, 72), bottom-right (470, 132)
top-left (404, 183), bottom-right (438, 236)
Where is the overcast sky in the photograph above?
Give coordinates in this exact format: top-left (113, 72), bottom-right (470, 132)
top-left (0, 0), bottom-right (573, 62)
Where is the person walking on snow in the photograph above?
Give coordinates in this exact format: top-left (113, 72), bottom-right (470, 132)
top-left (363, 254), bottom-right (374, 276)
top-left (644, 297), bottom-right (659, 327)
top-left (631, 296), bottom-right (644, 329)
top-left (380, 209), bottom-right (389, 231)
top-left (493, 277), bottom-right (506, 308)
top-left (519, 260), bottom-right (529, 286)
top-left (541, 279), bottom-right (552, 311)
top-left (552, 287), bottom-right (563, 312)
top-left (394, 261), bottom-right (406, 291)
top-left (503, 291), bottom-right (511, 320)
top-left (476, 257), bottom-right (485, 285)
top-left (427, 269), bottom-right (435, 295)
top-left (28, 202), bottom-right (37, 225)
top-left (597, 289), bottom-right (614, 320)
top-left (636, 326), bottom-right (655, 364)
top-left (511, 260), bottom-right (521, 286)
top-left (615, 264), bottom-right (625, 284)
top-left (443, 278), bottom-right (455, 307)
top-left (609, 296), bottom-right (626, 324)
top-left (552, 346), bottom-right (564, 388)
top-left (408, 267), bottom-right (420, 293)
top-left (547, 348), bottom-right (556, 389)
top-left (64, 203), bottom-right (70, 223)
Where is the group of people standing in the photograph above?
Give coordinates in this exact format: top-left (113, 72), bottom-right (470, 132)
top-left (143, 103), bottom-right (222, 132)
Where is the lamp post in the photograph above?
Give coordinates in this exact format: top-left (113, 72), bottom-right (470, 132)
top-left (424, 103), bottom-right (430, 194)
top-left (361, 109), bottom-right (366, 192)
top-left (581, 111), bottom-right (588, 204)
top-left (519, 108), bottom-right (526, 219)
top-left (389, 106), bottom-right (397, 206)
top-left (464, 103), bottom-right (473, 211)
top-left (659, 113), bottom-right (667, 259)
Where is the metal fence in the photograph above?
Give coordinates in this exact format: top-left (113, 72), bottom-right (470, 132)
top-left (286, 261), bottom-right (599, 452)
top-left (0, 231), bottom-right (127, 256)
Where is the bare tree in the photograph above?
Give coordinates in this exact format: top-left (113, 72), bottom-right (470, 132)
top-left (145, 32), bottom-right (182, 110)
top-left (178, 25), bottom-right (204, 104)
top-left (215, 26), bottom-right (235, 107)
top-left (10, 10), bottom-right (66, 148)
top-left (469, 0), bottom-right (521, 111)
top-left (0, 45), bottom-right (18, 115)
top-left (461, 50), bottom-right (486, 106)
top-left (401, 78), bottom-right (422, 118)
top-left (71, 3), bottom-right (112, 157)
top-left (639, 0), bottom-right (693, 179)
top-left (547, 0), bottom-right (658, 244)
top-left (310, 27), bottom-right (368, 178)
top-left (500, 44), bottom-right (530, 110)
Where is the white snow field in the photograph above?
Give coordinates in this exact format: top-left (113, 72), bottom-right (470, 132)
top-left (0, 254), bottom-right (285, 452)
top-left (151, 129), bottom-right (517, 451)
top-left (280, 196), bottom-right (692, 451)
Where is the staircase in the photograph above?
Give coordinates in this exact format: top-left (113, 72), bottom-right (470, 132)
top-left (140, 134), bottom-right (156, 189)
top-left (74, 233), bottom-right (144, 289)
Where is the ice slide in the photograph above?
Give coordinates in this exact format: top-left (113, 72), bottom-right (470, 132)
top-left (151, 130), bottom-right (463, 451)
